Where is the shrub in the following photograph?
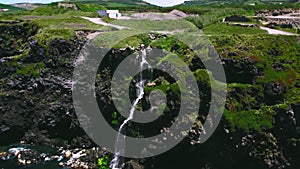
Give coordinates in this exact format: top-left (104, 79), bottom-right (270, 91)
top-left (98, 155), bottom-right (111, 169)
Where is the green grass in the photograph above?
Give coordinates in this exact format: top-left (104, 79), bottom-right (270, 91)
top-left (204, 23), bottom-right (267, 35)
top-left (30, 3), bottom-right (99, 17)
top-left (33, 16), bottom-right (102, 39)
top-left (75, 2), bottom-right (106, 12)
top-left (0, 13), bottom-right (101, 40)
top-left (183, 7), bottom-right (248, 28)
top-left (0, 2), bottom-right (107, 39)
top-left (31, 5), bottom-right (70, 15)
top-left (227, 83), bottom-right (253, 89)
top-left (93, 29), bottom-right (146, 48)
top-left (15, 62), bottom-right (45, 77)
top-left (104, 2), bottom-right (129, 7)
top-left (224, 105), bottom-right (275, 132)
top-left (101, 17), bottom-right (115, 23)
top-left (32, 16), bottom-right (101, 29)
top-left (111, 19), bottom-right (198, 31)
top-left (93, 19), bottom-right (199, 48)
top-left (212, 34), bottom-right (300, 85)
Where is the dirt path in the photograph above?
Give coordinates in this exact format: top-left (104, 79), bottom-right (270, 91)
top-left (259, 26), bottom-right (297, 36)
top-left (80, 16), bottom-right (130, 30)
top-left (265, 15), bottom-right (300, 20)
top-left (87, 32), bottom-right (103, 40)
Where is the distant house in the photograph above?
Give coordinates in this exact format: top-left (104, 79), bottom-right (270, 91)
top-left (98, 10), bottom-right (122, 18)
top-left (58, 2), bottom-right (78, 10)
top-left (0, 9), bottom-right (9, 12)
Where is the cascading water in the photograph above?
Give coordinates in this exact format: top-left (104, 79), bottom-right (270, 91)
top-left (110, 46), bottom-right (152, 169)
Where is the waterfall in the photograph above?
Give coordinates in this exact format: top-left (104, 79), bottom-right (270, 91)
top-left (110, 47), bottom-right (151, 169)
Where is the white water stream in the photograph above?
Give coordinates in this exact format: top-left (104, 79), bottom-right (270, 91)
top-left (110, 48), bottom-right (151, 169)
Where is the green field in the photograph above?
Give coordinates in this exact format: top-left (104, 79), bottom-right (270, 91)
top-left (111, 19), bottom-right (198, 31)
top-left (204, 23), bottom-right (267, 35)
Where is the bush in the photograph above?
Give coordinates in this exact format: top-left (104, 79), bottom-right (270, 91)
top-left (98, 156), bottom-right (111, 169)
top-left (185, 17), bottom-right (203, 29)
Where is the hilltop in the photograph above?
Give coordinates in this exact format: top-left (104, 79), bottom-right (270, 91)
top-left (12, 3), bottom-right (43, 10)
top-left (0, 3), bottom-right (23, 11)
top-left (63, 0), bottom-right (152, 7)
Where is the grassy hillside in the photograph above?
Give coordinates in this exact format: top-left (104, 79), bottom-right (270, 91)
top-left (30, 2), bottom-right (104, 16)
top-left (0, 3), bottom-right (23, 11)
top-left (65, 0), bottom-right (152, 8)
top-left (75, 2), bottom-right (106, 11)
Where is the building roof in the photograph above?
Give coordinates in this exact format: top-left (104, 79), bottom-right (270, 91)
top-left (106, 10), bottom-right (119, 13)
top-left (97, 10), bottom-right (120, 14)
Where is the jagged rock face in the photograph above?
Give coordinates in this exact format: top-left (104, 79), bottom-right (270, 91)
top-left (0, 22), bottom-right (38, 58)
top-left (0, 22), bottom-right (90, 148)
top-left (240, 132), bottom-right (290, 169)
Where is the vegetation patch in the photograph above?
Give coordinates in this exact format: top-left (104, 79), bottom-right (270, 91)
top-left (111, 19), bottom-right (198, 31)
top-left (204, 23), bottom-right (267, 35)
top-left (75, 2), bottom-right (106, 12)
top-left (224, 105), bottom-right (275, 132)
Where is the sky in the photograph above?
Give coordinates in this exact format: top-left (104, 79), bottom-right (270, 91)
top-left (143, 0), bottom-right (188, 7)
top-left (0, 0), bottom-right (188, 6)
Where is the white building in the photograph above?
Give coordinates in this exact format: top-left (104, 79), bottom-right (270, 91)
top-left (98, 10), bottom-right (122, 19)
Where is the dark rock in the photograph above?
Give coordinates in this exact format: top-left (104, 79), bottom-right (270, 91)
top-left (222, 58), bottom-right (258, 84)
top-left (228, 52), bottom-right (238, 57)
top-left (264, 82), bottom-right (286, 105)
top-left (268, 48), bottom-right (282, 57)
top-left (271, 62), bottom-right (284, 71)
top-left (0, 21), bottom-right (88, 148)
top-left (0, 126), bottom-right (25, 145)
top-left (240, 132), bottom-right (290, 169)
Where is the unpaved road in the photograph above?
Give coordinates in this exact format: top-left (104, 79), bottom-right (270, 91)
top-left (265, 15), bottom-right (300, 20)
top-left (87, 32), bottom-right (103, 39)
top-left (259, 26), bottom-right (297, 36)
top-left (80, 16), bottom-right (130, 30)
